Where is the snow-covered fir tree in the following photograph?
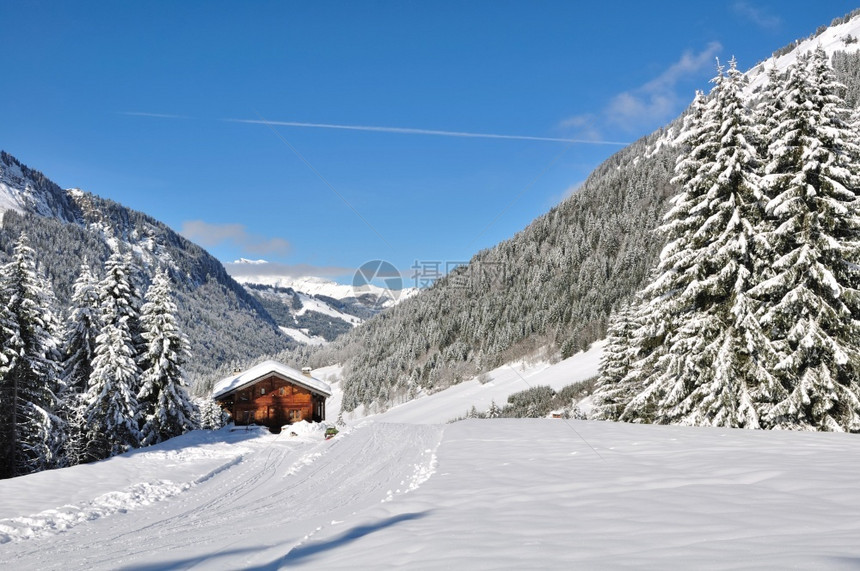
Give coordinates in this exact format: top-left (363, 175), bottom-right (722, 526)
top-left (595, 50), bottom-right (860, 433)
top-left (593, 92), bottom-right (716, 422)
top-left (83, 252), bottom-right (143, 460)
top-left (486, 399), bottom-right (501, 419)
top-left (595, 58), bottom-right (775, 427)
top-left (138, 268), bottom-right (197, 445)
top-left (593, 299), bottom-right (641, 418)
top-left (754, 64), bottom-right (787, 160)
top-left (62, 263), bottom-right (102, 394)
top-left (58, 263), bottom-right (102, 466)
top-left (751, 47), bottom-right (860, 431)
top-left (0, 234), bottom-right (63, 478)
top-left (0, 276), bottom-right (21, 478)
top-left (195, 397), bottom-right (226, 430)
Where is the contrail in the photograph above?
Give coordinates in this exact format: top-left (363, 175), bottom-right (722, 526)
top-left (226, 118), bottom-right (629, 145)
top-left (118, 111), bottom-right (190, 119)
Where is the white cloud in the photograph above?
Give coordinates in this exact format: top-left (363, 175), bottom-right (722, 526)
top-left (732, 1), bottom-right (781, 30)
top-left (180, 220), bottom-right (291, 257)
top-left (557, 114), bottom-right (604, 143)
top-left (223, 261), bottom-right (354, 279)
top-left (607, 42), bottom-right (722, 131)
top-left (560, 42), bottom-right (722, 136)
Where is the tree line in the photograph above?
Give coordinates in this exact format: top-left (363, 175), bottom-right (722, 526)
top-left (0, 235), bottom-right (201, 479)
top-left (594, 48), bottom-right (860, 431)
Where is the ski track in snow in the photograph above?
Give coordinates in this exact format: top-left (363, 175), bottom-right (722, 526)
top-left (0, 479), bottom-right (191, 543)
top-left (0, 422), bottom-right (444, 570)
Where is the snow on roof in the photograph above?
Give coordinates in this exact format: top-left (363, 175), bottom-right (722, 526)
top-left (212, 360), bottom-right (332, 399)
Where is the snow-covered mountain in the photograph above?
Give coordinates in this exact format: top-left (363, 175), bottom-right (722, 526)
top-left (645, 12), bottom-right (860, 155)
top-left (228, 258), bottom-right (417, 305)
top-left (0, 152), bottom-right (292, 383)
top-left (227, 258), bottom-right (417, 346)
top-left (302, 8), bottom-right (860, 415)
top-left (746, 10), bottom-right (860, 91)
top-left (0, 151), bottom-right (80, 223)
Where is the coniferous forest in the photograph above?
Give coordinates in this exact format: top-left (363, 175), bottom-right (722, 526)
top-left (281, 44), bottom-right (860, 426)
top-left (0, 239), bottom-right (198, 479)
top-left (594, 48), bottom-right (860, 431)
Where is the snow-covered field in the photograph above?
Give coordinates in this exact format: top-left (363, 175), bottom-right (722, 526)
top-left (371, 342), bottom-right (602, 424)
top-left (3, 347), bottom-right (860, 569)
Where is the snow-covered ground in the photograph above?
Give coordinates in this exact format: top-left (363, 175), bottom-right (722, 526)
top-left (370, 342), bottom-right (602, 424)
top-left (278, 325), bottom-right (328, 346)
top-left (746, 14), bottom-right (860, 93)
top-left (293, 291), bottom-right (362, 326)
top-left (3, 346), bottom-right (860, 569)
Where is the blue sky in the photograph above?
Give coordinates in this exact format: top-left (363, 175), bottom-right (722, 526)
top-left (1, 1), bottom-right (856, 285)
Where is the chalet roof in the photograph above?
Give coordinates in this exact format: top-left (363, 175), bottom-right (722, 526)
top-left (212, 360), bottom-right (332, 399)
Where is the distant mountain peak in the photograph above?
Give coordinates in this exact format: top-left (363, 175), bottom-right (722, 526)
top-left (0, 150), bottom-right (293, 384)
top-left (0, 151), bottom-right (80, 223)
top-left (746, 12), bottom-right (860, 93)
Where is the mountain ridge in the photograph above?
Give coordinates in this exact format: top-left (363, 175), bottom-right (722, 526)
top-left (0, 152), bottom-right (293, 385)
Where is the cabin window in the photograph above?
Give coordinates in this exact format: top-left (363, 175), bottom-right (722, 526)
top-left (279, 387), bottom-right (286, 396)
top-left (261, 387), bottom-right (266, 395)
top-left (239, 391), bottom-right (249, 402)
top-left (290, 409), bottom-right (301, 422)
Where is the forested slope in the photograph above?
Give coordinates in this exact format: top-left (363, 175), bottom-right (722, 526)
top-left (288, 131), bottom-right (680, 412)
top-left (290, 14), bottom-right (860, 415)
top-left (0, 153), bottom-right (293, 383)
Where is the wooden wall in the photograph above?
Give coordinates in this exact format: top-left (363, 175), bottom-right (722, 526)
top-left (221, 375), bottom-right (326, 430)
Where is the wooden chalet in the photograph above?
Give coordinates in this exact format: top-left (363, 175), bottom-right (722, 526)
top-left (212, 360), bottom-right (332, 432)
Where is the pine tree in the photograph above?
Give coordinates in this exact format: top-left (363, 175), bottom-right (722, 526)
top-left (62, 264), bottom-right (102, 394)
top-left (195, 397), bottom-right (225, 430)
top-left (592, 300), bottom-right (640, 418)
top-left (594, 92), bottom-right (715, 423)
top-left (752, 48), bottom-right (860, 431)
top-left (83, 252), bottom-right (142, 460)
top-left (0, 281), bottom-right (22, 477)
top-left (594, 59), bottom-right (773, 427)
top-left (598, 301), bottom-right (636, 385)
top-left (0, 234), bottom-right (63, 478)
top-left (58, 263), bottom-right (102, 466)
top-left (661, 57), bottom-right (773, 428)
top-left (138, 268), bottom-right (196, 445)
top-left (754, 65), bottom-right (787, 161)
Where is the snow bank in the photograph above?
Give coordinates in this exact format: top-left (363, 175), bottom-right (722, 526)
top-left (373, 342), bottom-right (602, 424)
top-left (0, 428), bottom-right (255, 543)
top-left (0, 478), bottom-right (195, 543)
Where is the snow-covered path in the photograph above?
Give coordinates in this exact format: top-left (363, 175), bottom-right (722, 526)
top-left (4, 419), bottom-right (860, 569)
top-left (0, 423), bottom-right (443, 569)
